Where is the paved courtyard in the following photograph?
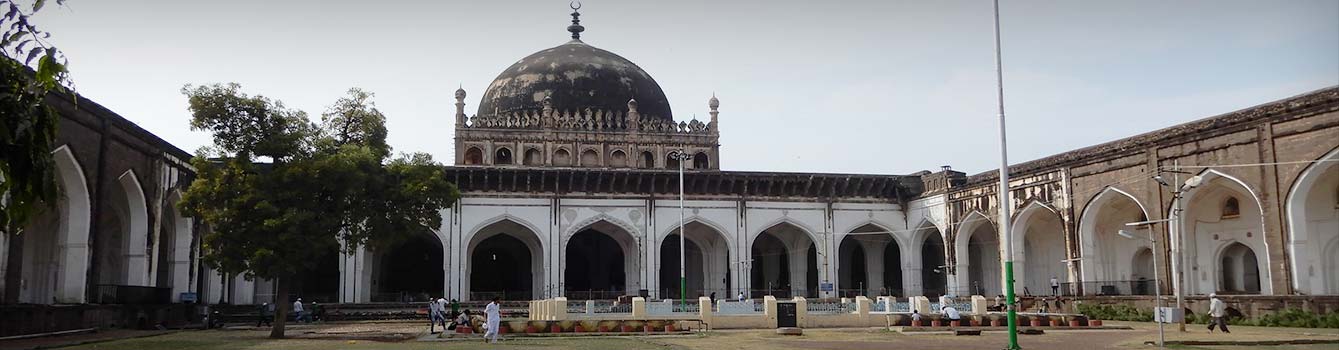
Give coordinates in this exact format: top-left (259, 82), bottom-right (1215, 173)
top-left (8, 321), bottom-right (1335, 350)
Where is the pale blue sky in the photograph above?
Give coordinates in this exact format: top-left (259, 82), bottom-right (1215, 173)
top-left (37, 0), bottom-right (1339, 175)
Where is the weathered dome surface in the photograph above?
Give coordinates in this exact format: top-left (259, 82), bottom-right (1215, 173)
top-left (476, 40), bottom-right (673, 120)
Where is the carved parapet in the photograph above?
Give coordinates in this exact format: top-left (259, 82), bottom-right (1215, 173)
top-left (459, 107), bottom-right (712, 135)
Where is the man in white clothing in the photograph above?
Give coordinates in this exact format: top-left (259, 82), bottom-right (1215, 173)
top-left (292, 298), bottom-right (305, 323)
top-left (484, 296), bottom-right (502, 343)
top-left (1207, 293), bottom-right (1230, 333)
top-left (428, 297), bottom-right (443, 333)
top-left (737, 291), bottom-right (746, 302)
top-left (941, 305), bottom-right (961, 323)
top-left (1050, 276), bottom-right (1060, 296)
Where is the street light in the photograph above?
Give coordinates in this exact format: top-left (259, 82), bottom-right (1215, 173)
top-left (1117, 227), bottom-right (1164, 349)
top-left (988, 1), bottom-right (1021, 348)
top-left (667, 149), bottom-right (694, 309)
top-left (1154, 164), bottom-right (1202, 332)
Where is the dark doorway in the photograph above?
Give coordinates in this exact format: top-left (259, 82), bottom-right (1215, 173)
top-left (472, 234), bottom-right (532, 300)
top-left (376, 234), bottom-right (443, 302)
top-left (566, 229), bottom-right (626, 298)
top-left (751, 233), bottom-right (790, 297)
top-left (883, 240), bottom-right (903, 296)
top-left (921, 231), bottom-right (947, 297)
top-left (294, 249), bottom-right (340, 303)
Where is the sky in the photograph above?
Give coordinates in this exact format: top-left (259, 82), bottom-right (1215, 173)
top-left (33, 0), bottom-right (1339, 175)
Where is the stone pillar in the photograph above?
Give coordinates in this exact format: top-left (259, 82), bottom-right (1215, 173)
top-left (971, 295), bottom-right (988, 315)
top-left (856, 296), bottom-right (872, 324)
top-left (911, 296), bottom-right (931, 315)
top-left (586, 300), bottom-right (595, 315)
top-left (632, 297), bottom-right (647, 318)
top-left (553, 297), bottom-right (568, 321)
top-left (863, 240), bottom-right (885, 296)
top-left (764, 295), bottom-right (778, 328)
top-left (903, 264), bottom-right (923, 297)
top-left (698, 296), bottom-right (714, 328)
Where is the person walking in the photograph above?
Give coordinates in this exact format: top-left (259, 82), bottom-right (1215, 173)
top-left (257, 302), bottom-right (272, 327)
top-left (1207, 293), bottom-right (1230, 333)
top-left (1050, 276), bottom-right (1060, 296)
top-left (436, 297), bottom-right (449, 330)
top-left (483, 296), bottom-right (502, 343)
top-left (429, 296), bottom-right (443, 333)
top-left (292, 298), bottom-right (305, 323)
top-left (450, 298), bottom-right (461, 319)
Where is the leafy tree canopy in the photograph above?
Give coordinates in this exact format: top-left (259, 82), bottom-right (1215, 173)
top-left (179, 84), bottom-right (458, 337)
top-left (1, 0), bottom-right (72, 235)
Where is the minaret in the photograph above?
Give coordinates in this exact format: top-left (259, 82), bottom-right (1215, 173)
top-left (627, 98), bottom-right (640, 133)
top-left (454, 86), bottom-right (467, 127)
top-left (708, 93), bottom-right (720, 133)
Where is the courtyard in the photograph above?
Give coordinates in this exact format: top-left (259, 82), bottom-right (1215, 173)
top-left (3, 321), bottom-right (1332, 350)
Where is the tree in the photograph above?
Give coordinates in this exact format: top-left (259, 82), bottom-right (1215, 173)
top-left (179, 84), bottom-right (459, 338)
top-left (1, 0), bottom-right (73, 235)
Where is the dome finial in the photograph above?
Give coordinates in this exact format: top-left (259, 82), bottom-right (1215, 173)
top-left (567, 1), bottom-right (585, 41)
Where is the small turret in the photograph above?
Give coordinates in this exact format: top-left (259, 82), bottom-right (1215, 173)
top-left (708, 93), bottom-right (720, 133)
top-left (454, 86), bottom-right (467, 127)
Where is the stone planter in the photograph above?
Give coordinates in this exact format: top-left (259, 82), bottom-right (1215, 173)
top-left (911, 320), bottom-right (922, 327)
top-left (1029, 318), bottom-right (1042, 327)
top-left (970, 319), bottom-right (981, 327)
top-left (950, 320), bottom-right (961, 327)
top-left (499, 326), bottom-right (510, 334)
top-left (599, 325), bottom-right (610, 332)
top-left (574, 325), bottom-right (585, 333)
top-left (1090, 320), bottom-right (1102, 327)
top-left (1069, 319), bottom-right (1081, 327)
top-left (621, 325), bottom-right (634, 332)
top-left (931, 319), bottom-right (943, 327)
top-left (1049, 319), bottom-right (1062, 327)
top-left (525, 325), bottom-right (538, 333)
top-left (665, 324), bottom-right (675, 332)
top-left (644, 325), bottom-right (654, 332)
top-left (458, 326), bottom-right (474, 334)
top-left (990, 319), bottom-right (1002, 327)
top-left (551, 324), bottom-right (562, 333)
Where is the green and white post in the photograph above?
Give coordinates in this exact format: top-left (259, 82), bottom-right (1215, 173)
top-left (992, 0), bottom-right (1021, 349)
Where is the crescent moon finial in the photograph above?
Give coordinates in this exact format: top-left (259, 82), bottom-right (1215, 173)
top-left (570, 1), bottom-right (582, 10)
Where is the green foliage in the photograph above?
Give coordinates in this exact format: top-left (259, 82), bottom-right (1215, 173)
top-left (1075, 303), bottom-right (1153, 322)
top-left (179, 84), bottom-right (459, 337)
top-left (0, 0), bottom-right (69, 235)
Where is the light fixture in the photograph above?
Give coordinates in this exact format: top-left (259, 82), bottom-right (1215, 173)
top-left (1117, 229), bottom-right (1136, 240)
top-left (1153, 175), bottom-right (1170, 187)
top-left (1182, 175), bottom-right (1203, 191)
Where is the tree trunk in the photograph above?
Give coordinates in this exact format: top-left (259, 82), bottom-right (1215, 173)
top-left (270, 276), bottom-right (288, 339)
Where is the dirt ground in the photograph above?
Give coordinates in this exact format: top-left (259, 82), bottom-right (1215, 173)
top-left (6, 321), bottom-right (1336, 350)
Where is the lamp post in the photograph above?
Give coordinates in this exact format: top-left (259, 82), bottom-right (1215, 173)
top-left (1153, 162), bottom-right (1202, 332)
top-left (1118, 226), bottom-right (1165, 348)
top-left (668, 149), bottom-right (694, 308)
top-left (989, 1), bottom-right (1021, 349)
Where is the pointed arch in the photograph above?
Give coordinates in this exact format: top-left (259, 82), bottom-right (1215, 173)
top-left (164, 189), bottom-right (194, 301)
top-left (1178, 169), bottom-right (1272, 295)
top-left (659, 219), bottom-right (732, 299)
top-left (954, 210), bottom-right (1000, 296)
top-left (1285, 146), bottom-right (1339, 294)
top-left (564, 216), bottom-right (641, 298)
top-left (466, 216), bottom-right (546, 300)
top-left (1077, 186), bottom-right (1153, 289)
top-left (114, 169), bottom-right (151, 286)
top-left (1011, 200), bottom-right (1067, 295)
top-left (750, 220), bottom-right (820, 298)
top-left (19, 145), bottom-right (92, 303)
top-left (463, 147), bottom-right (483, 165)
top-left (523, 147), bottom-right (543, 165)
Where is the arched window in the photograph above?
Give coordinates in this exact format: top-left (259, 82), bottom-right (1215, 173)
top-left (693, 152), bottom-right (709, 169)
top-left (553, 149), bottom-right (571, 166)
top-left (581, 149), bottom-right (600, 167)
top-left (641, 151), bottom-right (655, 168)
top-left (666, 153), bottom-right (681, 170)
top-left (494, 147), bottom-right (513, 165)
top-left (523, 148), bottom-right (542, 165)
top-left (1222, 197), bottom-right (1241, 219)
top-left (464, 147), bottom-right (483, 165)
top-left (609, 150), bottom-right (628, 168)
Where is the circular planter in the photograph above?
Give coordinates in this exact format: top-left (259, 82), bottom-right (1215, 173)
top-left (665, 324), bottom-right (676, 332)
top-left (931, 320), bottom-right (943, 327)
top-left (950, 320), bottom-right (961, 327)
top-left (1049, 319), bottom-right (1062, 327)
top-left (990, 319), bottom-right (1002, 327)
top-left (621, 325), bottom-right (634, 333)
top-left (1069, 319), bottom-right (1081, 327)
top-left (458, 326), bottom-right (474, 334)
top-left (574, 325), bottom-right (585, 333)
top-left (1090, 320), bottom-right (1102, 327)
top-left (550, 324), bottom-right (562, 333)
top-left (599, 325), bottom-right (610, 332)
top-left (1029, 318), bottom-right (1042, 327)
top-left (500, 326), bottom-right (510, 334)
top-left (525, 325), bottom-right (538, 333)
top-left (970, 319), bottom-right (981, 327)
top-left (911, 320), bottom-right (922, 327)
top-left (644, 325), bottom-right (655, 333)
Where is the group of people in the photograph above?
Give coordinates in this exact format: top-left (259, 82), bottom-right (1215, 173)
top-left (255, 298), bottom-right (321, 327)
top-left (429, 296), bottom-right (503, 343)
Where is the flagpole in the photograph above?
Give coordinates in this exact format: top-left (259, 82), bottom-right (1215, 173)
top-left (993, 1), bottom-right (1022, 349)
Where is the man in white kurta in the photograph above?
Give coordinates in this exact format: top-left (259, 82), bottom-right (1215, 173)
top-left (484, 297), bottom-right (501, 343)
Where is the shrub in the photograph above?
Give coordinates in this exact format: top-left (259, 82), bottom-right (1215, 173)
top-left (1076, 304), bottom-right (1152, 322)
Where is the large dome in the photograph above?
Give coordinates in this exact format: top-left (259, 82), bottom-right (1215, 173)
top-left (476, 39), bottom-right (673, 120)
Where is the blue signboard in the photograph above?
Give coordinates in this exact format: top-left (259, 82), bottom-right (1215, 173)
top-left (819, 282), bottom-right (834, 292)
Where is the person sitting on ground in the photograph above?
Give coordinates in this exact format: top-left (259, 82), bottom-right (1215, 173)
top-left (941, 305), bottom-right (961, 322)
top-left (911, 309), bottom-right (922, 324)
top-left (454, 309), bottom-right (473, 330)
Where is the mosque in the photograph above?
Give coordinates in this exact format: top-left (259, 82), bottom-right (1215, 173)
top-left (2, 7), bottom-right (1337, 313)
